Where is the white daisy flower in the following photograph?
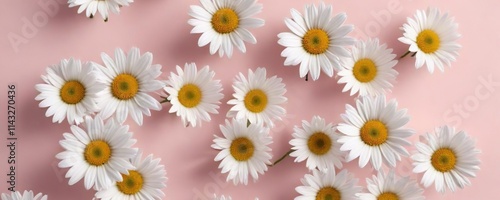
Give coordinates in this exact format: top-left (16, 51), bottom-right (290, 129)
top-left (412, 126), bottom-right (480, 193)
top-left (295, 169), bottom-right (361, 200)
top-left (68, 0), bottom-right (133, 21)
top-left (95, 151), bottom-right (167, 199)
top-left (164, 63), bottom-right (224, 127)
top-left (289, 116), bottom-right (344, 172)
top-left (337, 95), bottom-right (414, 170)
top-left (212, 118), bottom-right (273, 185)
top-left (278, 2), bottom-right (355, 81)
top-left (56, 116), bottom-right (137, 190)
top-left (1, 190), bottom-right (47, 200)
top-left (338, 39), bottom-right (398, 96)
top-left (356, 170), bottom-right (424, 200)
top-left (227, 67), bottom-right (287, 128)
top-left (95, 47), bottom-right (165, 126)
top-left (35, 58), bottom-right (104, 125)
top-left (188, 0), bottom-right (265, 58)
top-left (398, 7), bottom-right (461, 73)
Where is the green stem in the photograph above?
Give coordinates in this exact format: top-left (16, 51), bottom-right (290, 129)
top-left (399, 51), bottom-right (411, 59)
top-left (269, 149), bottom-right (294, 167)
top-left (411, 52), bottom-right (417, 57)
top-left (246, 120), bottom-right (251, 127)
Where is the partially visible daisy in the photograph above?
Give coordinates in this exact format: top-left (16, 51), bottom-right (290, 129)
top-left (278, 2), bottom-right (355, 81)
top-left (338, 39), bottom-right (398, 96)
top-left (68, 0), bottom-right (133, 21)
top-left (56, 116), bottom-right (137, 190)
top-left (94, 47), bottom-right (165, 126)
top-left (35, 58), bottom-right (104, 125)
top-left (1, 191), bottom-right (47, 200)
top-left (337, 95), bottom-right (414, 170)
top-left (289, 116), bottom-right (344, 172)
top-left (398, 7), bottom-right (461, 73)
top-left (164, 63), bottom-right (224, 127)
top-left (412, 126), bottom-right (480, 193)
top-left (188, 0), bottom-right (265, 58)
top-left (227, 67), bottom-right (287, 127)
top-left (212, 118), bottom-right (273, 185)
top-left (95, 151), bottom-right (167, 199)
top-left (356, 170), bottom-right (424, 200)
top-left (295, 169), bottom-right (361, 200)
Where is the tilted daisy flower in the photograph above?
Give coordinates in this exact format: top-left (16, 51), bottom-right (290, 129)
top-left (227, 67), bottom-right (287, 127)
top-left (68, 0), bottom-right (133, 21)
top-left (164, 63), bottom-right (224, 127)
top-left (188, 0), bottom-right (264, 58)
top-left (337, 95), bottom-right (414, 170)
top-left (94, 47), bottom-right (165, 126)
top-left (412, 126), bottom-right (480, 193)
top-left (356, 171), bottom-right (424, 200)
top-left (338, 39), bottom-right (398, 96)
top-left (278, 2), bottom-right (355, 81)
top-left (398, 7), bottom-right (461, 73)
top-left (1, 190), bottom-right (47, 200)
top-left (289, 116), bottom-right (344, 172)
top-left (35, 58), bottom-right (104, 125)
top-left (56, 116), bottom-right (137, 190)
top-left (295, 169), bottom-right (361, 200)
top-left (95, 151), bottom-right (167, 199)
top-left (212, 118), bottom-right (273, 185)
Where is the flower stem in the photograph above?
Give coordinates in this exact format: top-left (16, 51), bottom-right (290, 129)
top-left (411, 52), bottom-right (417, 57)
top-left (159, 96), bottom-right (170, 104)
top-left (399, 51), bottom-right (411, 59)
top-left (269, 149), bottom-right (294, 167)
top-left (305, 73), bottom-right (309, 81)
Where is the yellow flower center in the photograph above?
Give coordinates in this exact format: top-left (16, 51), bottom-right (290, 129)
top-left (178, 83), bottom-right (202, 108)
top-left (360, 120), bottom-right (388, 146)
top-left (416, 29), bottom-right (440, 54)
top-left (84, 140), bottom-right (111, 166)
top-left (230, 137), bottom-right (254, 161)
top-left (307, 132), bottom-right (332, 155)
top-left (111, 74), bottom-right (139, 100)
top-left (316, 187), bottom-right (341, 200)
top-left (244, 89), bottom-right (268, 113)
top-left (302, 29), bottom-right (330, 54)
top-left (117, 170), bottom-right (144, 195)
top-left (60, 81), bottom-right (86, 104)
top-left (377, 192), bottom-right (399, 200)
top-left (431, 148), bottom-right (457, 172)
top-left (353, 58), bottom-right (377, 83)
top-left (211, 8), bottom-right (239, 34)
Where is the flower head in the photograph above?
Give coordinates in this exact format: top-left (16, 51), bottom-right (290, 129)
top-left (94, 47), bottom-right (165, 126)
top-left (56, 116), bottom-right (137, 190)
top-left (164, 63), bottom-right (224, 127)
top-left (398, 7), bottom-right (461, 73)
top-left (337, 95), bottom-right (414, 170)
top-left (68, 0), bottom-right (133, 21)
top-left (278, 2), bottom-right (355, 80)
top-left (412, 126), bottom-right (480, 193)
top-left (227, 67), bottom-right (287, 128)
top-left (338, 39), bottom-right (398, 96)
top-left (188, 0), bottom-right (265, 58)
top-left (35, 58), bottom-right (104, 125)
top-left (212, 118), bottom-right (273, 185)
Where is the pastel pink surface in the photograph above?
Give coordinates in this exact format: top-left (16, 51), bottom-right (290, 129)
top-left (0, 0), bottom-right (499, 199)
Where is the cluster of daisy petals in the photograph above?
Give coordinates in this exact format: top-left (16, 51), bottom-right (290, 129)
top-left (30, 0), bottom-right (480, 199)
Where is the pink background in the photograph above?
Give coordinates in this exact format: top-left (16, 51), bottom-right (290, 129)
top-left (1, 0), bottom-right (499, 199)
